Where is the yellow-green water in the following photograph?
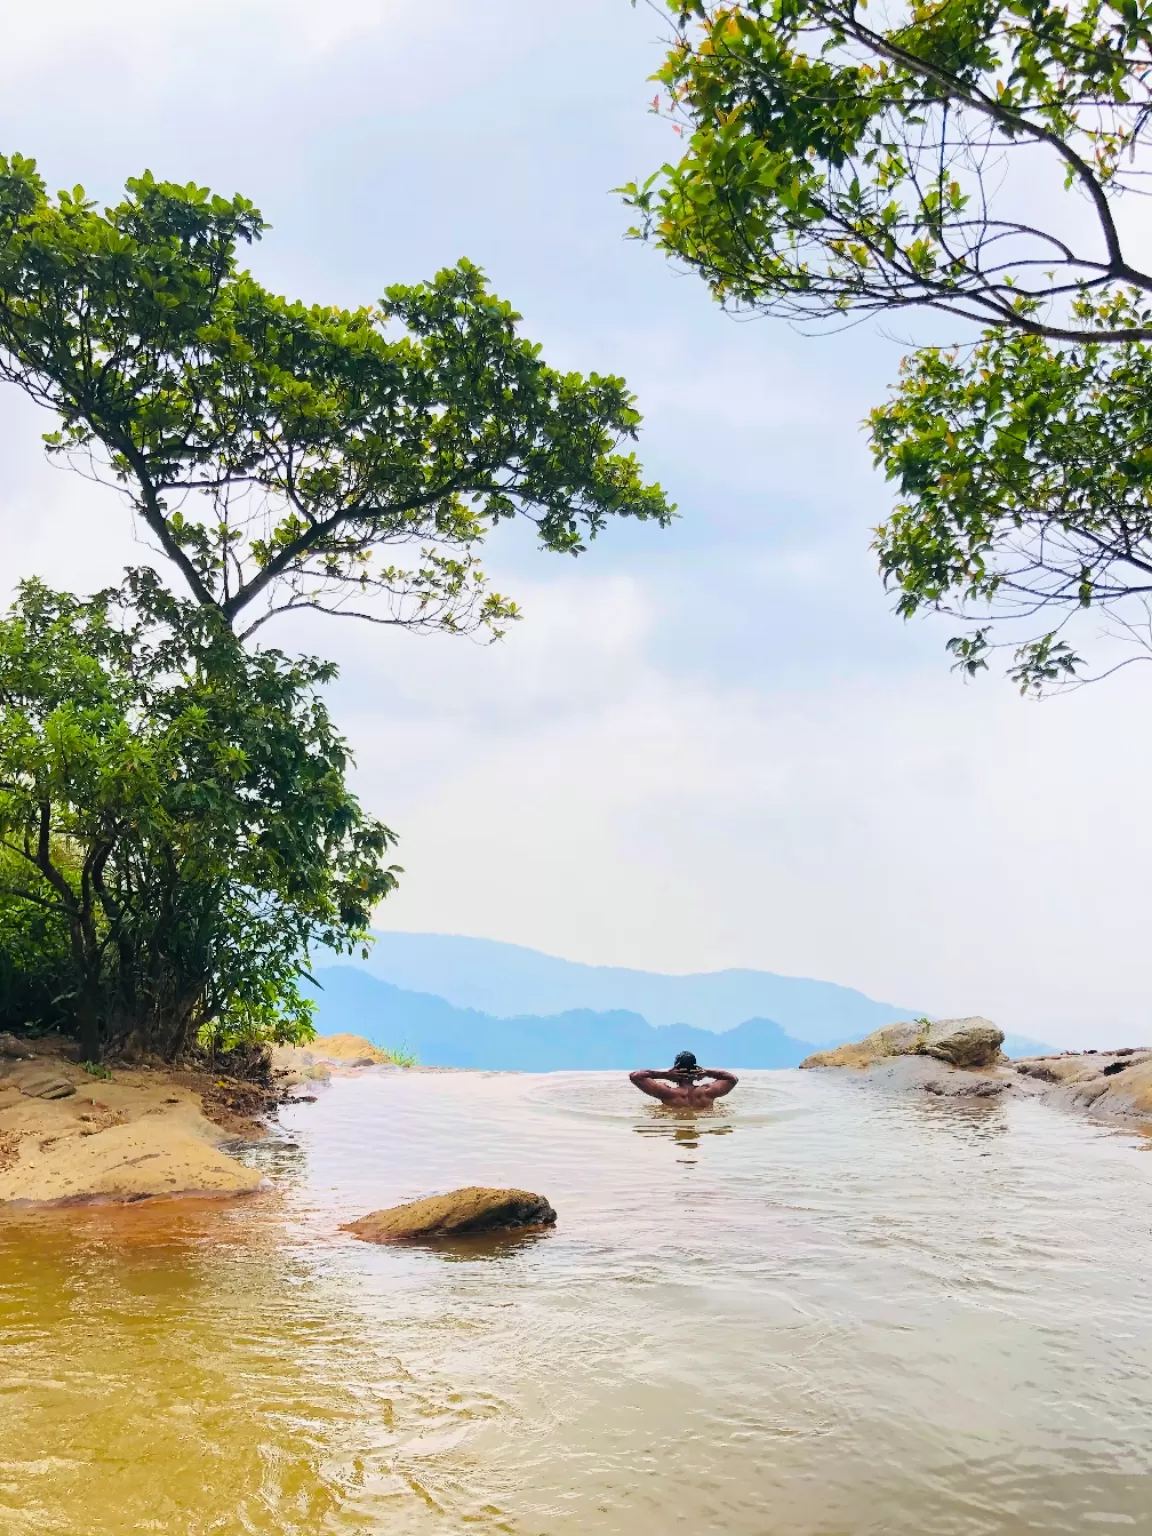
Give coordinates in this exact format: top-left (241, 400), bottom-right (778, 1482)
top-left (3, 1069), bottom-right (1152, 1534)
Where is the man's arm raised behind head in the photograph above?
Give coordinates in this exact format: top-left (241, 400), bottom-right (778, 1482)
top-left (629, 1070), bottom-right (680, 1102)
top-left (698, 1070), bottom-right (738, 1100)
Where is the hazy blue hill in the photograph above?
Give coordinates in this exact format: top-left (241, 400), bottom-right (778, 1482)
top-left (344, 931), bottom-right (921, 1045)
top-left (314, 937), bottom-right (1056, 1064)
top-left (311, 967), bottom-right (818, 1069)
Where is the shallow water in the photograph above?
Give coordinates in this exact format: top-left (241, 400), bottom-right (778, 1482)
top-left (3, 1070), bottom-right (1152, 1534)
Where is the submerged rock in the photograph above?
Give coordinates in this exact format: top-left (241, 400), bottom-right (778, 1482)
top-left (344, 1186), bottom-right (557, 1244)
top-left (800, 1017), bottom-right (1005, 1072)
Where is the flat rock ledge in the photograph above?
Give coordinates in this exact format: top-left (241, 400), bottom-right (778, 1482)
top-left (344, 1186), bottom-right (557, 1244)
top-left (0, 1048), bottom-right (264, 1205)
top-left (1012, 1049), bottom-right (1152, 1126)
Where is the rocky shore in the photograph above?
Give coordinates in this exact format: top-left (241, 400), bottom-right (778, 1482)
top-left (0, 1031), bottom-right (406, 1207)
top-left (0, 1036), bottom-right (269, 1205)
top-left (800, 1016), bottom-right (1152, 1130)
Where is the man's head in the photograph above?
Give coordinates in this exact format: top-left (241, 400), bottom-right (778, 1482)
top-left (672, 1051), bottom-right (698, 1074)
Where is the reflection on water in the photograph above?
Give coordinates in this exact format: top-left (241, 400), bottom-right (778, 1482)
top-left (422, 1226), bottom-right (555, 1264)
top-left (633, 1105), bottom-right (736, 1157)
top-left (3, 1069), bottom-right (1152, 1534)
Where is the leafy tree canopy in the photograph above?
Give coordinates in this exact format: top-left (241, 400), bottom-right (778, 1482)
top-left (0, 572), bottom-right (398, 1061)
top-left (627, 0), bottom-right (1152, 339)
top-left (626, 1), bottom-right (1152, 686)
top-left (0, 155), bottom-right (672, 638)
top-left (872, 300), bottom-right (1152, 689)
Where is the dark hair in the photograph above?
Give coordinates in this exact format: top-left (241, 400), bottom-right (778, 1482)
top-left (673, 1051), bottom-right (698, 1072)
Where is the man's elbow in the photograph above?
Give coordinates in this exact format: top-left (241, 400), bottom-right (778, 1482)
top-left (629, 1070), bottom-right (650, 1084)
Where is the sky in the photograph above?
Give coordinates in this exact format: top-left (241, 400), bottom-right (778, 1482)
top-left (1, 0), bottom-right (1150, 1046)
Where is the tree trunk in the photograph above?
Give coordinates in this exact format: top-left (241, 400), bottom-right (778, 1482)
top-left (163, 984), bottom-right (208, 1062)
top-left (75, 973), bottom-right (102, 1063)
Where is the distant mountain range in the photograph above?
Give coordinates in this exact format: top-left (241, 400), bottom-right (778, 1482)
top-left (312, 968), bottom-right (817, 1069)
top-left (311, 934), bottom-right (1053, 1068)
top-left (340, 931), bottom-right (921, 1043)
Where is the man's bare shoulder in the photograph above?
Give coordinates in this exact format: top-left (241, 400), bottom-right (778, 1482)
top-left (629, 1064), bottom-right (738, 1107)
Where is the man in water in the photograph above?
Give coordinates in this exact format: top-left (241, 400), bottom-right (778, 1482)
top-left (629, 1051), bottom-right (738, 1108)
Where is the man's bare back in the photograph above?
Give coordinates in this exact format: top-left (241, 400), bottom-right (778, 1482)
top-left (629, 1051), bottom-right (738, 1109)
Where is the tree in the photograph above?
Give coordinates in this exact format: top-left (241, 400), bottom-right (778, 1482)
top-left (0, 573), bottom-right (398, 1061)
top-left (0, 155), bottom-right (672, 639)
top-left (626, 0), bottom-right (1152, 686)
top-left (870, 307), bottom-right (1152, 688)
top-left (0, 844), bottom-right (74, 1034)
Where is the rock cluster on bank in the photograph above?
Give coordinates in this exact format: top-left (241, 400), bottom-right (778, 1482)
top-left (271, 1032), bottom-right (405, 1087)
top-left (800, 1017), bottom-right (1005, 1072)
top-left (799, 1016), bottom-right (1152, 1128)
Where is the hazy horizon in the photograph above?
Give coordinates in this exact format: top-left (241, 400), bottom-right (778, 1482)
top-left (330, 929), bottom-right (1052, 1055)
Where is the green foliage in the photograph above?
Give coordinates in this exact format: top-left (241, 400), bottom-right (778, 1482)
top-left (627, 0), bottom-right (1152, 340)
top-left (0, 573), bottom-right (400, 1060)
top-left (0, 847), bottom-right (74, 1032)
top-left (383, 1045), bottom-right (418, 1068)
top-left (625, 2), bottom-right (1152, 685)
top-left (871, 292), bottom-right (1152, 689)
top-left (0, 156), bottom-right (672, 638)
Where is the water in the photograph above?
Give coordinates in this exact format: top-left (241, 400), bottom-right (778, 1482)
top-left (2, 1069), bottom-right (1152, 1534)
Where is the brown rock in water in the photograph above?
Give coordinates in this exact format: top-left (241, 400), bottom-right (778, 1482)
top-left (344, 1186), bottom-right (557, 1244)
top-left (801, 1017), bottom-right (1005, 1072)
